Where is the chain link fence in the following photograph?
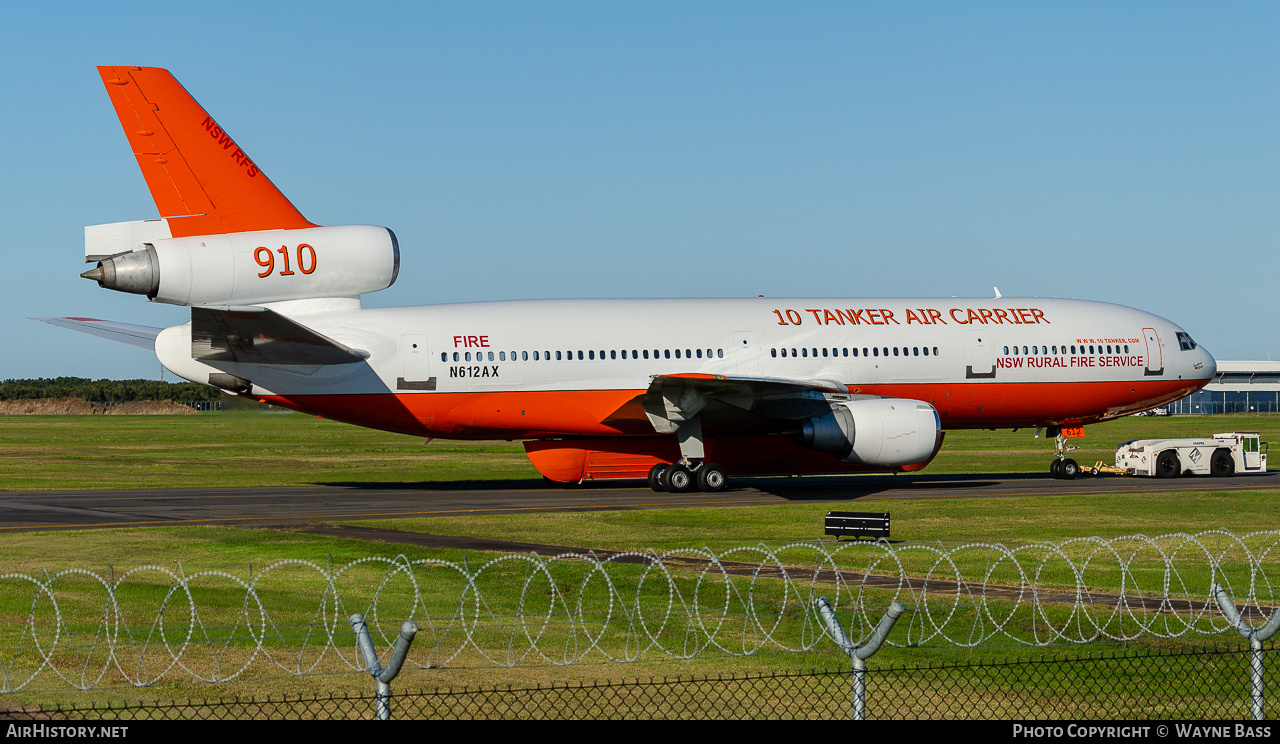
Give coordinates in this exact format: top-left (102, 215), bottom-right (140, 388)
top-left (3, 530), bottom-right (1278, 719)
top-left (1, 646), bottom-right (1262, 720)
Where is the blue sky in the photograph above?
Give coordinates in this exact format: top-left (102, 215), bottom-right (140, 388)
top-left (2, 2), bottom-right (1277, 379)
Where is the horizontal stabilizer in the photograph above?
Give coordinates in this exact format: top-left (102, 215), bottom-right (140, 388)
top-left (191, 306), bottom-right (368, 365)
top-left (33, 317), bottom-right (162, 350)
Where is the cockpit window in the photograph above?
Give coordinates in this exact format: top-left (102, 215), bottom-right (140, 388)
top-left (1176, 332), bottom-right (1197, 351)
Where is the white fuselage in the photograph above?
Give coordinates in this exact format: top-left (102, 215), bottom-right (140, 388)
top-left (157, 295), bottom-right (1215, 439)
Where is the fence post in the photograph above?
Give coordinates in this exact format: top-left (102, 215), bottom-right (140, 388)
top-left (349, 613), bottom-right (419, 720)
top-left (815, 596), bottom-right (904, 720)
top-left (1212, 583), bottom-right (1280, 720)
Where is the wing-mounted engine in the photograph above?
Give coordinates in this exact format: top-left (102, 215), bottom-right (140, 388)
top-left (798, 397), bottom-right (942, 467)
top-left (81, 223), bottom-right (399, 306)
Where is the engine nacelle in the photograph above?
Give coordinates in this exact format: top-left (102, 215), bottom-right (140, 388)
top-left (82, 224), bottom-right (399, 306)
top-left (798, 397), bottom-right (941, 467)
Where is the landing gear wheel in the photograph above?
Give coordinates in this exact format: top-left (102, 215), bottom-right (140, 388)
top-left (1060, 458), bottom-right (1080, 480)
top-left (1050, 460), bottom-right (1063, 479)
top-left (1155, 450), bottom-right (1180, 478)
top-left (663, 464), bottom-right (695, 493)
top-left (1210, 450), bottom-right (1235, 478)
top-left (697, 463), bottom-right (727, 492)
top-left (648, 463), bottom-right (669, 492)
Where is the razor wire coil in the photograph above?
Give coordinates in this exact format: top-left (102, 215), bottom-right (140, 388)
top-left (1, 529), bottom-right (1277, 691)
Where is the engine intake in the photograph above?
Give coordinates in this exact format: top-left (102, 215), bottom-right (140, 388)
top-left (799, 398), bottom-right (942, 467)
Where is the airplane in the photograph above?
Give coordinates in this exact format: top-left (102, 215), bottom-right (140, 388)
top-left (45, 66), bottom-right (1218, 492)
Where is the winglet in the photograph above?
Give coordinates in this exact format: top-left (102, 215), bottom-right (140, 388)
top-left (97, 66), bottom-right (316, 237)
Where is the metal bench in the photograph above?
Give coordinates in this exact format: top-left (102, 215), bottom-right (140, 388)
top-left (824, 511), bottom-right (890, 540)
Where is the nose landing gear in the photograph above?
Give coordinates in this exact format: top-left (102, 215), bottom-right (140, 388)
top-left (1046, 425), bottom-right (1081, 480)
top-left (1050, 457), bottom-right (1080, 479)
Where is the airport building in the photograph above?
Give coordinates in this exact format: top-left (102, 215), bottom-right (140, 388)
top-left (1169, 360), bottom-right (1280, 414)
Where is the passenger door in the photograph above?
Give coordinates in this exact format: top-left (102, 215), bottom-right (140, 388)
top-left (1142, 328), bottom-right (1164, 376)
top-left (966, 333), bottom-right (995, 379)
top-left (398, 334), bottom-right (435, 390)
top-left (730, 331), bottom-right (759, 375)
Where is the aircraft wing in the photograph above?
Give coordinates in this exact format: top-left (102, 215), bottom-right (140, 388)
top-left (654, 372), bottom-right (848, 396)
top-left (641, 372), bottom-right (852, 434)
top-left (33, 316), bottom-right (162, 350)
top-left (191, 306), bottom-right (369, 366)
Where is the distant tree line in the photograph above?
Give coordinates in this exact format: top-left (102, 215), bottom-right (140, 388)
top-left (0, 377), bottom-right (224, 403)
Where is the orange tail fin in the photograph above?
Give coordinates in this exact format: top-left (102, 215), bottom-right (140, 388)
top-left (97, 66), bottom-right (315, 237)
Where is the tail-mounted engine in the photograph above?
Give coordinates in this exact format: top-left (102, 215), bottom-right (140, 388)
top-left (81, 223), bottom-right (399, 306)
top-left (798, 397), bottom-right (942, 467)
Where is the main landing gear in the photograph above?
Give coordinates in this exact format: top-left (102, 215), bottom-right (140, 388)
top-left (1046, 426), bottom-right (1080, 480)
top-left (647, 461), bottom-right (728, 493)
top-left (642, 411), bottom-right (728, 492)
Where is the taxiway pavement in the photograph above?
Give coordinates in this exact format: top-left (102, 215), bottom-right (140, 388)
top-left (2, 470), bottom-right (1277, 533)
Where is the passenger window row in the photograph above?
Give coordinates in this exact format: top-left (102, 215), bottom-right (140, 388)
top-left (770, 346), bottom-right (940, 358)
top-left (1002, 344), bottom-right (1131, 356)
top-left (442, 348), bottom-right (726, 362)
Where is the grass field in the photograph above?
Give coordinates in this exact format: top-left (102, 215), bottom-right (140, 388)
top-left (1, 408), bottom-right (1275, 490)
top-left (0, 410), bottom-right (534, 490)
top-left (0, 411), bottom-right (1276, 712)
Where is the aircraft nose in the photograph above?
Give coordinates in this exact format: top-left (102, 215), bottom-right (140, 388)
top-left (1201, 347), bottom-right (1217, 380)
